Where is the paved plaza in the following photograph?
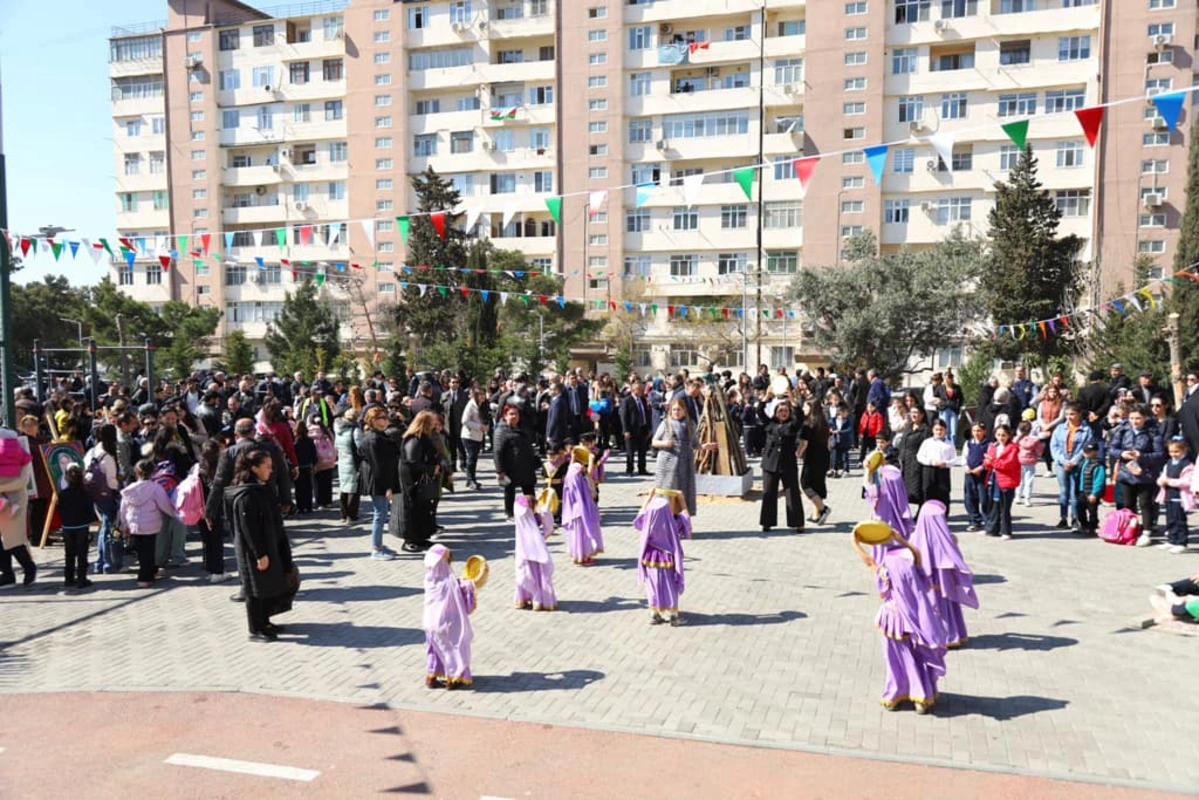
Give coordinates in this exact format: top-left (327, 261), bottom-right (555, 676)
top-left (1, 459), bottom-right (1196, 794)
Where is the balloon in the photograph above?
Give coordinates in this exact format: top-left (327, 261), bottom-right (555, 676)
top-left (588, 400), bottom-right (603, 413)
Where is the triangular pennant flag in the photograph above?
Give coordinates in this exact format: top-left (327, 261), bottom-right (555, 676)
top-left (396, 216), bottom-right (411, 243)
top-left (794, 156), bottom-right (818, 194)
top-left (459, 286), bottom-right (470, 298)
top-left (314, 272), bottom-right (326, 287)
top-left (588, 190), bottom-right (607, 218)
top-left (1150, 91), bottom-right (1186, 132)
top-left (500, 291), bottom-right (509, 305)
top-left (502, 199), bottom-right (520, 230)
top-left (1128, 293), bottom-right (1143, 312)
top-left (418, 284), bottom-right (428, 297)
top-left (19, 238), bottom-right (30, 257)
top-left (137, 237), bottom-right (147, 254)
top-left (326, 224), bottom-right (338, 248)
top-left (733, 167), bottom-right (755, 200)
top-left (200, 233), bottom-right (211, 254)
top-left (255, 256), bottom-right (265, 269)
top-left (281, 258), bottom-right (290, 267)
top-left (557, 296), bottom-right (565, 309)
top-left (124, 250), bottom-right (136, 269)
top-left (1111, 299), bottom-right (1126, 315)
top-left (1037, 321), bottom-right (1047, 339)
top-left (437, 286), bottom-right (448, 297)
top-left (50, 241), bottom-right (64, 261)
top-left (275, 228), bottom-right (287, 250)
top-left (84, 240), bottom-right (100, 264)
top-left (224, 232), bottom-right (234, 252)
top-left (299, 225), bottom-right (312, 245)
top-left (464, 207), bottom-right (482, 233)
top-left (99, 238), bottom-right (113, 257)
top-left (538, 294), bottom-right (548, 306)
top-left (682, 173), bottom-right (704, 208)
top-left (1001, 120), bottom-right (1029, 150)
top-left (119, 237), bottom-right (135, 252)
top-left (480, 290), bottom-right (490, 303)
top-left (635, 183), bottom-right (653, 208)
top-left (864, 144), bottom-right (889, 185)
top-left (1140, 288), bottom-right (1157, 309)
top-left (545, 196), bottom-right (563, 224)
top-left (1047, 319), bottom-right (1057, 335)
top-left (688, 41), bottom-right (710, 54)
top-left (429, 213), bottom-right (446, 240)
top-left (251, 230), bottom-right (263, 250)
top-left (359, 220), bottom-right (375, 251)
top-left (928, 132), bottom-right (955, 169)
top-left (176, 234), bottom-right (188, 255)
top-left (1074, 106), bottom-right (1105, 148)
top-left (158, 254), bottom-right (172, 270)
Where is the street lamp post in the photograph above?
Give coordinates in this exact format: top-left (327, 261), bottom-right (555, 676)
top-left (60, 318), bottom-right (84, 347)
top-left (0, 65), bottom-right (14, 427)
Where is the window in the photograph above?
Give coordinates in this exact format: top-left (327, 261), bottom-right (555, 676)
top-left (623, 255), bottom-right (650, 277)
top-left (493, 129), bottom-right (514, 151)
top-left (1146, 77), bottom-right (1173, 97)
top-left (895, 0), bottom-right (930, 23)
top-left (725, 25), bottom-right (750, 41)
top-left (531, 128), bottom-right (551, 150)
top-left (376, 199), bottom-right (394, 212)
top-left (226, 302), bottom-right (283, 324)
top-left (846, 1), bottom-right (868, 13)
top-left (950, 149), bottom-right (973, 171)
top-left (941, 92), bottom-right (967, 119)
top-left (843, 127), bottom-right (865, 140)
top-left (999, 40), bottom-right (1031, 65)
top-left (219, 69), bottom-right (240, 90)
top-left (328, 181), bottom-right (346, 200)
top-left (146, 264), bottom-right (163, 285)
top-left (113, 76), bottom-right (164, 101)
top-left (843, 176), bottom-right (865, 189)
top-left (408, 5), bottom-right (427, 28)
top-left (589, 167), bottom-right (608, 179)
top-left (663, 111), bottom-right (750, 139)
top-left (588, 6), bottom-right (607, 18)
top-left (669, 349), bottom-right (700, 369)
top-left (766, 251), bottom-right (799, 275)
top-left (629, 26), bottom-right (652, 50)
top-left (844, 101), bottom-right (866, 115)
top-left (589, 235), bottom-right (608, 247)
top-left (670, 254), bottom-right (698, 277)
top-left (844, 152), bottom-right (864, 165)
top-left (589, 52), bottom-right (608, 66)
top-left (845, 77), bottom-right (866, 91)
top-left (373, 94), bottom-right (392, 109)
top-left (588, 76), bottom-right (607, 88)
top-left (935, 197), bottom-right (972, 224)
top-left (885, 199), bottom-right (910, 224)
top-left (1140, 213), bottom-right (1166, 227)
top-left (999, 0), bottom-right (1033, 9)
top-left (498, 49), bottom-right (524, 64)
top-left (764, 201), bottom-right (802, 229)
top-left (588, 29), bottom-right (608, 42)
top-left (1142, 159), bottom-right (1169, 174)
top-left (149, 152), bottom-right (165, 174)
top-left (253, 24), bottom-right (275, 46)
top-left (289, 104), bottom-right (309, 123)
top-left (1138, 240), bottom-right (1166, 254)
top-left (449, 1), bottom-right (472, 25)
top-left (490, 173), bottom-right (517, 194)
top-left (251, 66), bottom-right (274, 88)
top-left (450, 131), bottom-right (473, 154)
top-left (375, 73), bottom-right (391, 86)
top-left (841, 200), bottom-right (864, 214)
top-left (375, 116), bottom-right (392, 128)
top-left (845, 26), bottom-right (867, 40)
top-left (219, 30), bottom-right (240, 51)
top-left (125, 119), bottom-right (143, 137)
top-left (997, 92), bottom-right (1036, 117)
top-left (374, 8), bottom-right (390, 20)
top-left (324, 100), bottom-right (343, 120)
top-left (192, 169), bottom-right (206, 180)
top-left (773, 156), bottom-right (796, 180)
top-left (329, 142), bottom-right (348, 162)
top-left (117, 265), bottom-right (134, 286)
top-left (590, 121), bottom-right (608, 133)
top-left (414, 134), bottom-right (437, 156)
top-left (589, 144), bottom-right (608, 157)
top-left (892, 48), bottom-right (918, 75)
top-left (1054, 189), bottom-right (1091, 216)
top-left (589, 99), bottom-right (607, 111)
top-left (323, 58), bottom-right (344, 81)
top-left (1058, 35), bottom-right (1091, 61)
top-left (415, 99), bottom-right (440, 115)
top-left (225, 263), bottom-right (248, 286)
top-left (529, 85), bottom-right (554, 105)
top-left (1148, 48), bottom-right (1174, 65)
top-left (721, 205), bottom-right (748, 229)
top-left (373, 30), bottom-right (390, 43)
top-left (290, 62), bottom-right (310, 84)
top-left (1056, 140), bottom-right (1084, 168)
top-left (932, 51), bottom-right (974, 71)
top-left (534, 171), bottom-right (554, 193)
top-left (374, 53), bottom-right (391, 65)
top-left (1045, 88), bottom-right (1085, 113)
top-left (1144, 132), bottom-right (1170, 146)
top-left (717, 253), bottom-right (747, 275)
top-left (1141, 186), bottom-right (1168, 203)
top-left (188, 92), bottom-right (202, 103)
top-left (626, 209), bottom-right (651, 233)
top-left (191, 149), bottom-right (205, 161)
top-left (457, 95), bottom-right (479, 111)
top-left (892, 148), bottom-right (915, 173)
top-left (777, 20), bottom-right (806, 36)
top-left (154, 191), bottom-right (170, 210)
top-left (844, 51), bottom-right (866, 65)
top-left (941, 0), bottom-right (977, 17)
top-left (898, 95), bottom-right (924, 123)
top-left (1148, 21), bottom-right (1175, 36)
top-left (123, 153), bottom-right (141, 175)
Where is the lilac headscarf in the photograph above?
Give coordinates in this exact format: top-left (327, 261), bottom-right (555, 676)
top-left (633, 496), bottom-right (690, 587)
top-left (422, 544), bottom-right (473, 678)
top-left (514, 495), bottom-right (553, 565)
top-left (910, 500), bottom-right (978, 609)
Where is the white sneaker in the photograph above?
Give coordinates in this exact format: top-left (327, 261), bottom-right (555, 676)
top-left (208, 572), bottom-right (233, 583)
top-left (1156, 542), bottom-right (1174, 550)
top-left (1153, 584), bottom-right (1175, 597)
top-left (1169, 545), bottom-right (1187, 554)
top-left (1135, 533), bottom-right (1153, 548)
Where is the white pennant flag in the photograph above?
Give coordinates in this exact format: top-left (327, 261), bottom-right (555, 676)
top-left (327, 224), bottom-right (340, 248)
top-left (418, 283), bottom-right (427, 297)
top-left (682, 173), bottom-right (704, 208)
top-left (464, 207), bottom-right (482, 233)
top-left (80, 238), bottom-right (99, 265)
top-left (588, 190), bottom-right (607, 218)
top-left (928, 132), bottom-right (955, 170)
top-left (502, 198), bottom-right (520, 230)
top-left (252, 229), bottom-right (264, 251)
top-left (639, 303), bottom-right (647, 317)
top-left (500, 291), bottom-right (509, 306)
top-left (359, 220), bottom-right (375, 252)
top-left (155, 236), bottom-right (167, 255)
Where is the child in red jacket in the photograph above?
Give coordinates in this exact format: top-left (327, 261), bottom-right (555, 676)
top-left (983, 424), bottom-right (1022, 540)
top-left (857, 401), bottom-right (885, 469)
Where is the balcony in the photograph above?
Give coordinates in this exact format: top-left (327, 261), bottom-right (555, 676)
top-left (487, 235), bottom-right (556, 257)
top-left (480, 104), bottom-right (555, 128)
top-left (109, 58), bottom-right (163, 79)
top-left (276, 35), bottom-right (346, 62)
top-left (486, 14), bottom-right (554, 40)
top-left (479, 58), bottom-right (555, 85)
top-left (625, 85), bottom-right (760, 117)
top-left (406, 63), bottom-right (480, 92)
top-left (764, 35), bottom-right (806, 59)
top-left (114, 171), bottom-right (168, 193)
top-left (886, 4), bottom-right (1100, 47)
top-left (219, 126), bottom-right (284, 147)
top-left (624, 0), bottom-right (783, 24)
top-left (224, 165), bottom-right (283, 188)
top-left (685, 38), bottom-right (761, 66)
top-left (111, 94), bottom-right (165, 118)
top-left (408, 109), bottom-right (481, 135)
top-left (222, 204), bottom-right (287, 226)
top-left (228, 79), bottom-right (345, 105)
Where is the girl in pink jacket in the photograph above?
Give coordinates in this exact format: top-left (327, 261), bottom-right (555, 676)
top-left (119, 458), bottom-right (182, 587)
top-left (1015, 420), bottom-right (1045, 507)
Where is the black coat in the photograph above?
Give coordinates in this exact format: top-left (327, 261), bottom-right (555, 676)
top-left (399, 434), bottom-right (440, 490)
top-left (619, 393), bottom-right (651, 437)
top-left (441, 389), bottom-right (470, 438)
top-left (359, 428), bottom-right (401, 496)
top-left (228, 481), bottom-right (293, 599)
top-left (1077, 382), bottom-right (1113, 428)
top-left (206, 436), bottom-right (294, 522)
top-left (1179, 389), bottom-right (1199, 457)
top-left (493, 421), bottom-right (538, 487)
top-left (898, 422), bottom-right (931, 504)
top-left (759, 408), bottom-right (802, 475)
top-left (546, 393), bottom-right (570, 448)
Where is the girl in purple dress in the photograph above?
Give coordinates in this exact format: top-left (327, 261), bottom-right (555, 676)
top-left (422, 544), bottom-right (478, 689)
top-left (513, 495), bottom-right (557, 611)
top-left (909, 499), bottom-right (979, 648)
top-left (852, 521), bottom-right (950, 714)
top-left (562, 446), bottom-right (604, 564)
top-left (863, 450), bottom-right (913, 537)
top-left (634, 488), bottom-right (692, 627)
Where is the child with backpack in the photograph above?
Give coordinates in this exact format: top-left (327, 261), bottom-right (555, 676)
top-left (57, 463), bottom-right (96, 589)
top-left (1076, 442), bottom-right (1106, 536)
top-left (84, 424), bottom-right (122, 575)
top-left (1155, 437), bottom-right (1194, 554)
top-left (119, 458), bottom-right (183, 588)
top-left (1015, 418), bottom-right (1044, 507)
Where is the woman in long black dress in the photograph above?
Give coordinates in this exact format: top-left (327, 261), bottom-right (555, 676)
top-left (897, 406), bottom-right (932, 506)
top-left (799, 403), bottom-right (832, 525)
top-left (396, 410), bottom-right (442, 553)
top-left (758, 395), bottom-right (805, 532)
top-left (228, 449), bottom-right (296, 642)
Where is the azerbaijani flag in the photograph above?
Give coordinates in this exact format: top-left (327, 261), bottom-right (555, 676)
top-left (490, 106), bottom-right (517, 121)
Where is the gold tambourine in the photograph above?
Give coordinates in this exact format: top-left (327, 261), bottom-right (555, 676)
top-left (853, 521), bottom-right (896, 546)
top-left (770, 375), bottom-right (791, 395)
top-left (463, 555), bottom-right (489, 590)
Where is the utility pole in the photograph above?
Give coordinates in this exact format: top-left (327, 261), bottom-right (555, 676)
top-left (753, 0), bottom-right (767, 370)
top-left (0, 65), bottom-right (15, 427)
top-left (1166, 311), bottom-right (1183, 408)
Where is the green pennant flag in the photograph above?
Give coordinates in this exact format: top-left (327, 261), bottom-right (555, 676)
top-left (274, 228), bottom-right (286, 250)
top-left (176, 235), bottom-right (188, 255)
top-left (315, 273), bottom-right (326, 287)
top-left (98, 238), bottom-right (112, 256)
top-left (397, 216), bottom-right (410, 243)
top-left (650, 303), bottom-right (658, 315)
top-left (437, 286), bottom-right (448, 297)
top-left (1001, 120), bottom-right (1029, 150)
top-left (519, 294), bottom-right (529, 305)
top-left (545, 196), bottom-right (563, 224)
top-left (193, 259), bottom-right (204, 269)
top-left (734, 167), bottom-right (756, 200)
top-left (50, 241), bottom-right (64, 261)
top-left (211, 252), bottom-right (222, 261)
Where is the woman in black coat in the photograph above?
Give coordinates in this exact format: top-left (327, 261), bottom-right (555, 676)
top-left (395, 410), bottom-right (442, 553)
top-left (359, 406), bottom-right (401, 560)
top-left (758, 397), bottom-right (805, 532)
top-left (800, 404), bottom-right (832, 525)
top-left (228, 449), bottom-right (295, 642)
top-left (897, 405), bottom-right (931, 506)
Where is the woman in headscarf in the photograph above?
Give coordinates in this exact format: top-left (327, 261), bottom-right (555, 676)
top-left (634, 487), bottom-right (691, 627)
top-left (513, 494), bottom-right (556, 611)
top-left (863, 450), bottom-right (914, 537)
top-left (396, 411), bottom-right (442, 553)
top-left (561, 444), bottom-right (604, 565)
top-left (422, 544), bottom-right (477, 689)
top-left (228, 449), bottom-right (296, 642)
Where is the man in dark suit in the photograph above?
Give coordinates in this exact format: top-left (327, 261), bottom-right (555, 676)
top-left (1177, 371), bottom-right (1199, 457)
top-left (620, 379), bottom-right (652, 475)
top-left (564, 372), bottom-right (589, 443)
top-left (441, 376), bottom-right (469, 470)
top-left (1076, 370), bottom-right (1113, 441)
top-left (545, 381), bottom-right (570, 451)
top-left (681, 379), bottom-right (703, 424)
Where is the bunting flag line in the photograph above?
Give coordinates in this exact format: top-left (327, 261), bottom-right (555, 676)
top-left (429, 212), bottom-right (447, 240)
top-left (1074, 106), bottom-right (1106, 147)
top-left (864, 144), bottom-right (889, 186)
top-left (794, 156), bottom-right (818, 194)
top-left (927, 132), bottom-right (955, 170)
top-left (682, 173), bottom-right (704, 208)
top-left (396, 216), bottom-right (410, 243)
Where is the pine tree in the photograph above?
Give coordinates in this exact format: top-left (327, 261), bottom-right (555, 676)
top-left (1171, 119), bottom-right (1199, 367)
top-left (981, 146), bottom-right (1084, 365)
top-left (222, 330), bottom-right (256, 376)
top-left (264, 279), bottom-right (342, 375)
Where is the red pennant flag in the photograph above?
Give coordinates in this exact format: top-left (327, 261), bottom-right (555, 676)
top-left (199, 233), bottom-right (211, 254)
top-left (688, 41), bottom-right (710, 54)
top-left (538, 294), bottom-right (547, 305)
top-left (419, 263), bottom-right (431, 271)
top-left (722, 308), bottom-right (729, 319)
top-left (158, 254), bottom-right (171, 270)
top-left (667, 305), bottom-right (675, 317)
top-left (19, 238), bottom-right (31, 257)
top-left (281, 258), bottom-right (290, 267)
top-left (794, 157), bottom-right (819, 193)
top-left (459, 286), bottom-right (470, 298)
top-left (299, 225), bottom-right (312, 244)
top-left (351, 262), bottom-right (362, 270)
top-left (1074, 106), bottom-right (1105, 147)
top-left (119, 237), bottom-right (135, 251)
top-left (290, 269), bottom-right (298, 281)
top-left (530, 271), bottom-right (539, 278)
top-left (608, 301), bottom-right (617, 310)
top-left (430, 212), bottom-right (447, 240)
top-left (1058, 315), bottom-right (1069, 328)
top-left (775, 308), bottom-right (784, 318)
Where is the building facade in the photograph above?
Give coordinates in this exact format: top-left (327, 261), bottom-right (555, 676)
top-left (109, 0), bottom-right (1195, 375)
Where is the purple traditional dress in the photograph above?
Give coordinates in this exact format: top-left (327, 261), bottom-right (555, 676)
top-left (633, 490), bottom-right (692, 625)
top-left (513, 495), bottom-right (557, 611)
top-left (422, 544), bottom-right (477, 688)
top-left (910, 499), bottom-right (979, 648)
top-left (562, 451), bottom-right (604, 564)
top-left (867, 462), bottom-right (914, 539)
top-left (874, 544), bottom-right (950, 712)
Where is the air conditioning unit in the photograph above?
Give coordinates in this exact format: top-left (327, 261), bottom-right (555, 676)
top-left (479, 20), bottom-right (488, 31)
top-left (1151, 115), bottom-right (1169, 130)
top-left (185, 53), bottom-right (203, 69)
top-left (926, 159), bottom-right (939, 172)
top-left (933, 19), bottom-right (951, 32)
top-left (1153, 33), bottom-right (1173, 48)
top-left (1144, 192), bottom-right (1163, 208)
top-left (295, 201), bottom-right (308, 211)
top-left (920, 201), bottom-right (935, 213)
top-left (255, 185), bottom-right (268, 196)
top-left (482, 140), bottom-right (496, 150)
top-left (908, 120), bottom-right (927, 134)
top-left (655, 139), bottom-right (670, 150)
top-left (659, 23), bottom-right (673, 34)
top-left (785, 83), bottom-right (800, 94)
top-left (280, 148), bottom-right (292, 160)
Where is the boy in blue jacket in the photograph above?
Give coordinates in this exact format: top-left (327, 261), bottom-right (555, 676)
top-left (1075, 441), bottom-right (1106, 535)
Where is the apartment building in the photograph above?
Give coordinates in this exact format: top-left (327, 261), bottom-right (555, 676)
top-left (109, 0), bottom-right (1195, 375)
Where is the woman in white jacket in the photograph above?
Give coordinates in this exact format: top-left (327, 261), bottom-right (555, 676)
top-left (460, 389), bottom-right (488, 490)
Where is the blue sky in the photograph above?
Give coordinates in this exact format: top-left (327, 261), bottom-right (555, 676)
top-left (1, 0), bottom-right (164, 286)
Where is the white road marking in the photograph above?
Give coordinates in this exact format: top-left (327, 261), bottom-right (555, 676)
top-left (480, 796), bottom-right (515, 800)
top-left (164, 753), bottom-right (319, 782)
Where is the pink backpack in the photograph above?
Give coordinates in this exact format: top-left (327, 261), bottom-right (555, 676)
top-left (174, 466), bottom-right (206, 526)
top-left (1098, 508), bottom-right (1140, 545)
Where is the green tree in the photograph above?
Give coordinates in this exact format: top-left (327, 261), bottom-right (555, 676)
top-left (10, 275), bottom-right (88, 371)
top-left (221, 330), bottom-right (256, 376)
top-left (1171, 118), bottom-right (1199, 370)
top-left (787, 230), bottom-right (986, 381)
top-left (980, 145), bottom-right (1084, 365)
top-left (1086, 254), bottom-right (1170, 379)
top-left (265, 280), bottom-right (342, 376)
top-left (158, 302), bottom-right (221, 378)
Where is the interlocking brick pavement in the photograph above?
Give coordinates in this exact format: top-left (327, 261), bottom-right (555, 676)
top-left (1, 459), bottom-right (1196, 793)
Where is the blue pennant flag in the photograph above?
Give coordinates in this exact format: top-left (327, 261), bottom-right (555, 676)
top-left (124, 250), bottom-right (136, 268)
top-left (624, 302), bottom-right (633, 313)
top-left (515, 271), bottom-right (525, 278)
top-left (68, 241), bottom-right (80, 259)
top-left (255, 256), bottom-right (265, 269)
top-left (735, 308), bottom-right (744, 318)
top-left (1111, 299), bottom-right (1127, 315)
top-left (400, 282), bottom-right (409, 290)
top-left (635, 183), bottom-right (654, 208)
top-left (481, 290), bottom-right (490, 302)
top-left (335, 262), bottom-right (346, 271)
top-left (136, 237), bottom-right (147, 254)
top-left (556, 295), bottom-right (565, 309)
top-left (224, 232), bottom-right (235, 251)
top-left (864, 144), bottom-right (889, 186)
top-left (1151, 90), bottom-right (1187, 132)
